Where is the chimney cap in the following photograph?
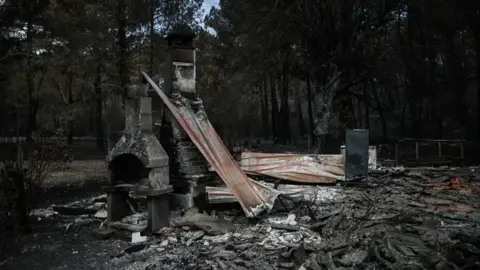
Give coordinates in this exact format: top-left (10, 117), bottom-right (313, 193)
top-left (165, 24), bottom-right (196, 49)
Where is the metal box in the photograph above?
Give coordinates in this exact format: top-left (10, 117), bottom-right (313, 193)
top-left (345, 129), bottom-right (369, 180)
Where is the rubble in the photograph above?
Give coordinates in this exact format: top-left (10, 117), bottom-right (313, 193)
top-left (131, 232), bottom-right (147, 244)
top-left (93, 228), bottom-right (116, 240)
top-left (144, 72), bottom-right (282, 217)
top-left (171, 210), bottom-right (236, 235)
top-left (29, 208), bottom-right (58, 219)
top-left (95, 208), bottom-right (108, 219)
top-left (24, 164), bottom-right (480, 269)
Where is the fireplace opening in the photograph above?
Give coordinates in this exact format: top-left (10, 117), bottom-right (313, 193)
top-left (108, 153), bottom-right (149, 185)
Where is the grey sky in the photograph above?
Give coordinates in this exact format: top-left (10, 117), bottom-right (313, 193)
top-left (201, 0), bottom-right (219, 15)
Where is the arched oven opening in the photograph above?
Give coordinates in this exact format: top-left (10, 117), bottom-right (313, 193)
top-left (108, 153), bottom-right (149, 185)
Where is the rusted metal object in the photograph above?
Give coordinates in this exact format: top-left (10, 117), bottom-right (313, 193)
top-left (143, 72), bottom-right (280, 217)
top-left (240, 152), bottom-right (344, 183)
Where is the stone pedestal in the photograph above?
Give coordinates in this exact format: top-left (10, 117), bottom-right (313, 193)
top-left (134, 187), bottom-right (173, 234)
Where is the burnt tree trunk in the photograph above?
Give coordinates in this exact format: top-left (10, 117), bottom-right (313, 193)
top-left (26, 16), bottom-right (36, 142)
top-left (149, 0), bottom-right (155, 75)
top-left (348, 94), bottom-right (357, 129)
top-left (278, 70), bottom-right (290, 145)
top-left (446, 31), bottom-right (467, 129)
top-left (373, 87), bottom-right (388, 141)
top-left (95, 63), bottom-right (105, 152)
top-left (476, 31), bottom-right (480, 141)
top-left (260, 81), bottom-right (269, 140)
top-left (0, 76), bottom-right (5, 136)
top-left (67, 72), bottom-right (74, 145)
top-left (116, 0), bottom-right (129, 103)
top-left (363, 84), bottom-right (370, 129)
top-left (13, 171), bottom-right (30, 234)
top-left (306, 76), bottom-right (315, 148)
top-left (400, 101), bottom-right (407, 138)
top-left (270, 75), bottom-right (279, 143)
top-left (297, 97), bottom-right (306, 136)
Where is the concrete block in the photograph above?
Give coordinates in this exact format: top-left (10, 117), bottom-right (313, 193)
top-left (107, 191), bottom-right (130, 222)
top-left (148, 195), bottom-right (169, 234)
top-left (170, 193), bottom-right (194, 209)
top-left (149, 166), bottom-right (169, 189)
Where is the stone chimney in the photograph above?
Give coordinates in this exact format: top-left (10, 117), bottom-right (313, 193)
top-left (160, 25), bottom-right (211, 209)
top-left (164, 24), bottom-right (196, 96)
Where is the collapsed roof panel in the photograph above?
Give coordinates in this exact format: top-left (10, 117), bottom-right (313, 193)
top-left (142, 72), bottom-right (281, 217)
top-left (240, 152), bottom-right (345, 183)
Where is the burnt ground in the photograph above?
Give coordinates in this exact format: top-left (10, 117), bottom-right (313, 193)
top-left (0, 160), bottom-right (118, 270)
top-left (2, 156), bottom-right (480, 269)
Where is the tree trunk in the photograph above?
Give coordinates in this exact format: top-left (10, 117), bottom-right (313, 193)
top-left (13, 172), bottom-right (30, 234)
top-left (279, 70), bottom-right (290, 145)
top-left (306, 76), bottom-right (315, 149)
top-left (26, 17), bottom-right (35, 142)
top-left (363, 84), bottom-right (370, 129)
top-left (297, 97), bottom-right (306, 137)
top-left (409, 92), bottom-right (423, 139)
top-left (67, 72), bottom-right (74, 145)
top-left (400, 101), bottom-right (407, 138)
top-left (260, 81), bottom-right (269, 140)
top-left (348, 95), bottom-right (357, 129)
top-left (445, 31), bottom-right (467, 129)
top-left (476, 32), bottom-right (480, 141)
top-left (0, 74), bottom-right (5, 136)
top-left (95, 63), bottom-right (105, 152)
top-left (116, 0), bottom-right (129, 103)
top-left (149, 0), bottom-right (155, 75)
top-left (373, 87), bottom-right (388, 141)
top-left (270, 75), bottom-right (278, 143)
top-left (379, 112), bottom-right (388, 142)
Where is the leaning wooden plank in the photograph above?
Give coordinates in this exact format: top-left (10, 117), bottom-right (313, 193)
top-left (142, 72), bottom-right (279, 217)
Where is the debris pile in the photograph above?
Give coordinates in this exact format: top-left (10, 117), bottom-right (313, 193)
top-left (30, 194), bottom-right (107, 221)
top-left (298, 167), bottom-right (480, 270)
top-left (26, 164), bottom-right (480, 270)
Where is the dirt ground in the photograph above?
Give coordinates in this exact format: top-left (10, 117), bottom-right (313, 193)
top-left (0, 160), bottom-right (116, 270)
